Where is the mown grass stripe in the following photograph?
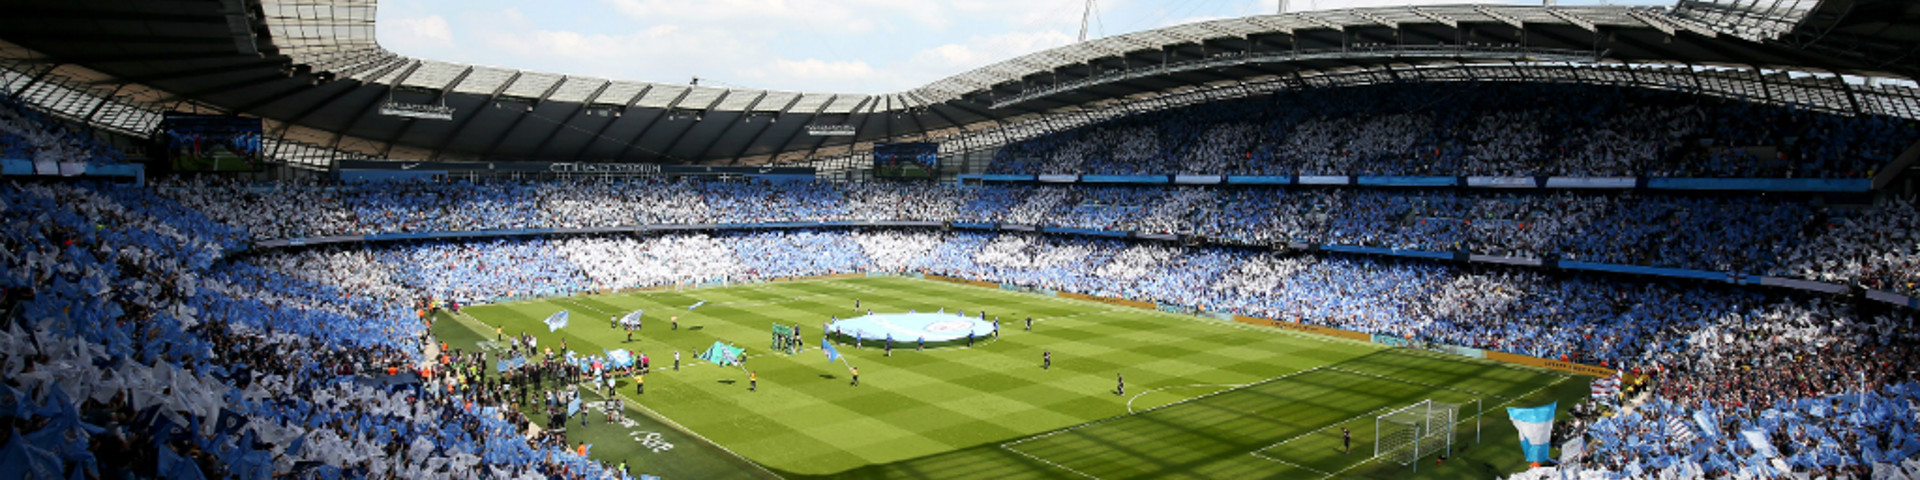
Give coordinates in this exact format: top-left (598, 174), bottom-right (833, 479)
top-left (438, 277), bottom-right (1584, 479)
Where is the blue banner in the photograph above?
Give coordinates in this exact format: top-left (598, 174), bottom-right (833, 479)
top-left (1559, 261), bottom-right (1742, 282)
top-left (1173, 175), bottom-right (1223, 184)
top-left (1544, 177), bottom-right (1635, 189)
top-left (1079, 175), bottom-right (1168, 184)
top-left (1466, 176), bottom-right (1539, 188)
top-left (1321, 245), bottom-right (1453, 260)
top-left (1357, 176), bottom-right (1457, 187)
top-left (1043, 227), bottom-right (1129, 238)
top-left (1224, 175), bottom-right (1291, 185)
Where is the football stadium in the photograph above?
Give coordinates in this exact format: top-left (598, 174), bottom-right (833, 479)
top-left (1, 0), bottom-right (1919, 479)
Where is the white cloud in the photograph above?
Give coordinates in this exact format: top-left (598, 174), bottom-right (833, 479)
top-left (768, 59), bottom-right (878, 80)
top-left (599, 0), bottom-right (948, 34)
top-left (1288, 0), bottom-right (1504, 11)
top-left (383, 0), bottom-right (1628, 93)
top-left (380, 14), bottom-right (455, 50)
top-left (908, 30), bottom-right (1076, 72)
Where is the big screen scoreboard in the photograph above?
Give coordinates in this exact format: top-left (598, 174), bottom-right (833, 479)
top-left (160, 114), bottom-right (263, 172)
top-left (873, 142), bottom-right (939, 179)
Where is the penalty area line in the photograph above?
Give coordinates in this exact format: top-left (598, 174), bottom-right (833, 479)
top-left (1124, 384), bottom-right (1245, 414)
top-left (1248, 451), bottom-right (1333, 476)
top-left (1001, 443), bottom-right (1103, 480)
top-left (1310, 375), bottom-right (1572, 480)
top-left (1322, 366), bottom-right (1501, 399)
top-left (1004, 366), bottom-right (1328, 448)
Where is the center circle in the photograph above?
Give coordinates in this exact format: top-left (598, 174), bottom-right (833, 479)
top-left (828, 313), bottom-right (996, 343)
top-left (924, 320), bottom-right (972, 333)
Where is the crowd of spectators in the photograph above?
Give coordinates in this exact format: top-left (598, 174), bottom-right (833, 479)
top-left (992, 83), bottom-right (1917, 178)
top-left (1, 179), bottom-right (639, 479)
top-left (0, 93), bottom-right (126, 168)
top-left (5, 173), bottom-right (1917, 479)
top-left (150, 177), bottom-right (1920, 297)
top-left (1519, 296), bottom-right (1920, 478)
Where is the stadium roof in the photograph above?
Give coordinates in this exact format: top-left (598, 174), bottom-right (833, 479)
top-left (0, 0), bottom-right (1915, 167)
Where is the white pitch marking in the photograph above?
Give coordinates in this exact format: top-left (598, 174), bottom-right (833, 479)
top-left (1004, 366), bottom-right (1328, 448)
top-left (1002, 443), bottom-right (1104, 480)
top-left (1311, 375), bottom-right (1571, 480)
top-left (1249, 451), bottom-right (1334, 476)
top-left (1124, 384), bottom-right (1245, 414)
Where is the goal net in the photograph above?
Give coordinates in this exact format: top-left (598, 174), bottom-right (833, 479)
top-left (1375, 399), bottom-right (1459, 466)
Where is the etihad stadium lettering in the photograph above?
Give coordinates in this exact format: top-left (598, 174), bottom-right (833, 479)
top-left (548, 162), bottom-right (662, 174)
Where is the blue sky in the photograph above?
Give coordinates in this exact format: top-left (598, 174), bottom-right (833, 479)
top-left (376, 0), bottom-right (1671, 94)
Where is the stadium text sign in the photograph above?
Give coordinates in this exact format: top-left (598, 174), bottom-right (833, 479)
top-left (378, 101), bottom-right (455, 121)
top-left (548, 162), bottom-right (662, 174)
top-left (805, 124), bottom-right (855, 136)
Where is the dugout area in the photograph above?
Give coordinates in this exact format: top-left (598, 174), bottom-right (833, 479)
top-left (430, 276), bottom-right (1590, 479)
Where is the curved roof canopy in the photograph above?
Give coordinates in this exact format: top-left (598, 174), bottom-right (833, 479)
top-left (0, 0), bottom-right (1914, 166)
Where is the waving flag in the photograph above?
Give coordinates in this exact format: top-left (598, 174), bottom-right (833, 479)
top-left (214, 409), bottom-right (249, 435)
top-left (695, 342), bottom-right (745, 366)
top-left (544, 310), bottom-right (570, 332)
top-left (1693, 410), bottom-right (1721, 438)
top-left (621, 310), bottom-right (644, 325)
top-left (1742, 429), bottom-right (1778, 458)
top-left (605, 350), bottom-right (633, 369)
top-left (822, 337), bottom-right (841, 363)
top-left (566, 397), bottom-right (581, 417)
top-left (1666, 415), bottom-right (1697, 443)
top-left (1590, 374), bottom-right (1620, 399)
top-left (688, 300), bottom-right (707, 311)
top-left (1507, 402), bottom-right (1557, 463)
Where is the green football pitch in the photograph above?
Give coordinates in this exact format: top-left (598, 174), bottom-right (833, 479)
top-left (430, 276), bottom-right (1588, 479)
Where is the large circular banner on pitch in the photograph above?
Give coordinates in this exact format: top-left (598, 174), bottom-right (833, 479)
top-left (828, 313), bottom-right (996, 343)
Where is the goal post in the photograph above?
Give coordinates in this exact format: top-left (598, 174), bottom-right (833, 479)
top-left (1375, 399), bottom-right (1459, 472)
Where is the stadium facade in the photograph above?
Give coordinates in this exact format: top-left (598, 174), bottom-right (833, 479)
top-left (1, 0), bottom-right (1916, 174)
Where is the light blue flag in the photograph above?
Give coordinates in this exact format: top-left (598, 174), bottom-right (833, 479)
top-left (688, 300), bottom-right (706, 311)
top-left (544, 310), bottom-right (570, 332)
top-left (605, 350), bottom-right (632, 368)
top-left (566, 397), bottom-right (581, 417)
top-left (1741, 429), bottom-right (1778, 458)
top-left (1507, 402), bottom-right (1557, 463)
top-left (1693, 410), bottom-right (1720, 438)
top-left (821, 337), bottom-right (841, 363)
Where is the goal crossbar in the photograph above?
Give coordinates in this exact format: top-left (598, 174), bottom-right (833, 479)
top-left (1374, 399), bottom-right (1460, 471)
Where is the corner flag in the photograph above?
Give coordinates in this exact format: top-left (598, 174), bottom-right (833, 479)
top-left (1507, 402), bottom-right (1557, 463)
top-left (544, 310), bottom-right (570, 332)
top-left (822, 337), bottom-right (841, 363)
